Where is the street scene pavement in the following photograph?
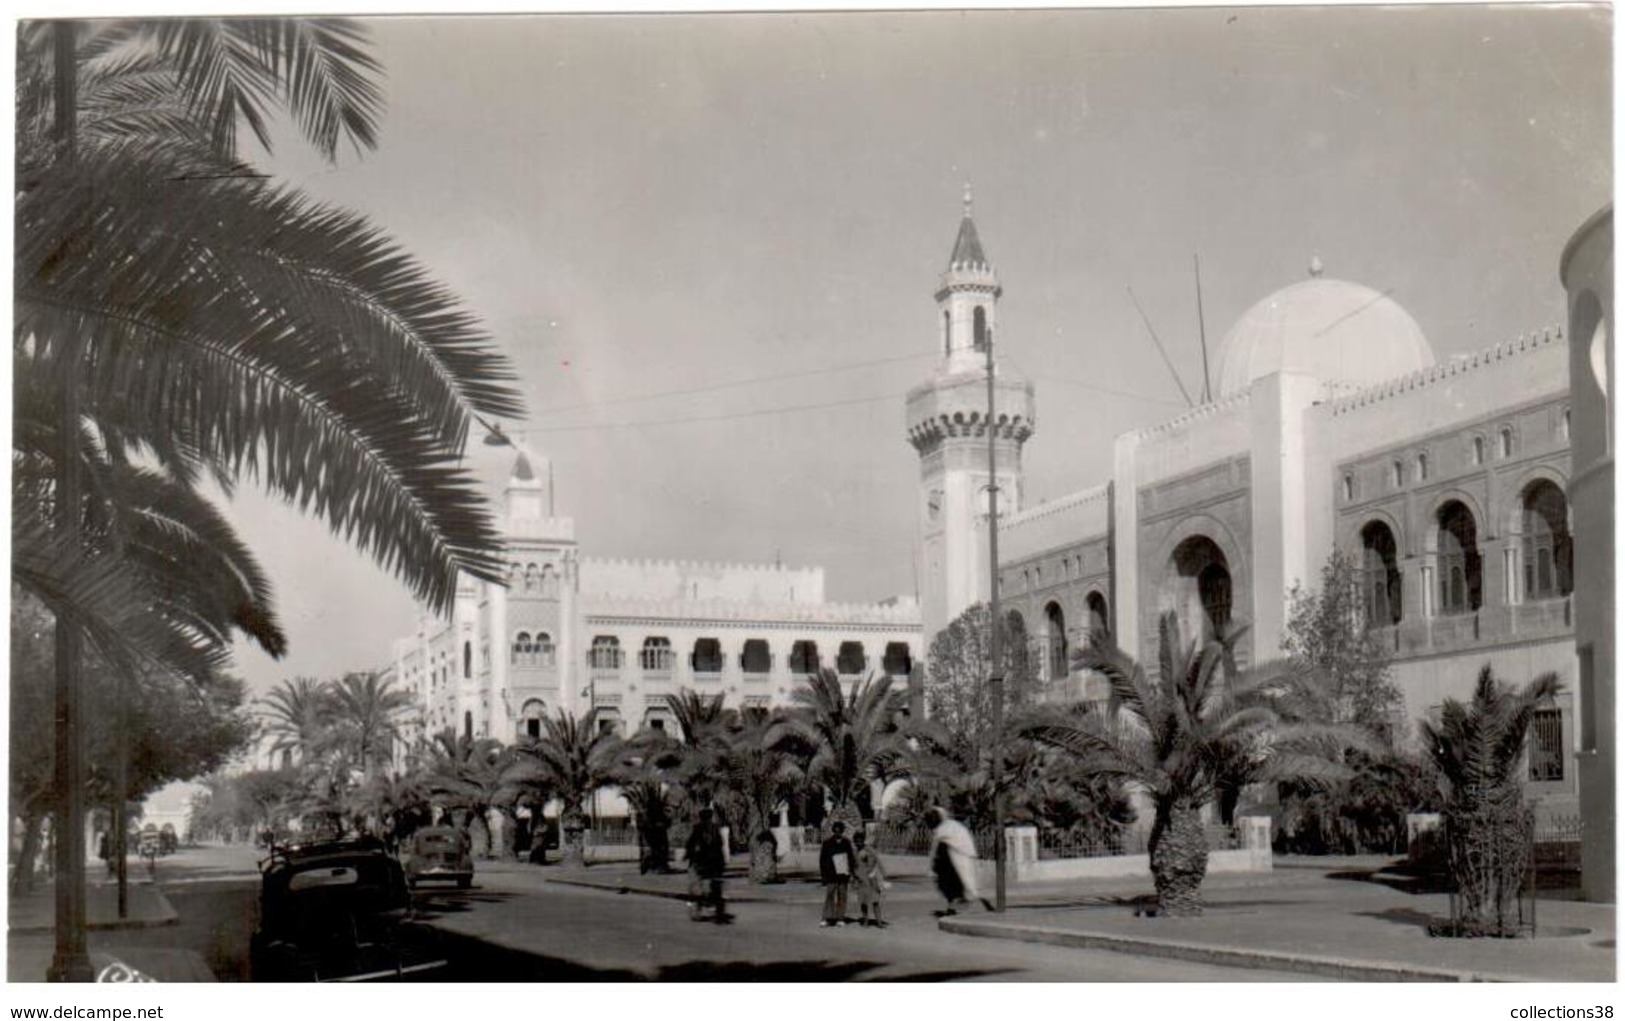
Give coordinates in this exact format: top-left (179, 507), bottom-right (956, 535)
top-left (8, 843), bottom-right (1614, 982)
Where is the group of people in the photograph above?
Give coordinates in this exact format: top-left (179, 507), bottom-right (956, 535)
top-left (682, 805), bottom-right (993, 927)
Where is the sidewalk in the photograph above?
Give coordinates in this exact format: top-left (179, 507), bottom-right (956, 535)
top-left (7, 869), bottom-right (214, 982)
top-left (536, 856), bottom-right (1615, 982)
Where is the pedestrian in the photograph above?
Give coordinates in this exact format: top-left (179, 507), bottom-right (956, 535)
top-left (684, 807), bottom-right (731, 924)
top-left (851, 829), bottom-right (888, 927)
top-left (96, 831), bottom-right (111, 875)
top-left (927, 807), bottom-right (992, 916)
top-left (818, 820), bottom-right (857, 927)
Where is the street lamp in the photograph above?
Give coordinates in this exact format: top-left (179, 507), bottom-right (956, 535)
top-left (985, 330), bottom-right (1007, 912)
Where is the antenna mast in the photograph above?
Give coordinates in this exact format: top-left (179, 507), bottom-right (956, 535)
top-left (1194, 254), bottom-right (1212, 404)
top-left (1128, 285), bottom-right (1194, 408)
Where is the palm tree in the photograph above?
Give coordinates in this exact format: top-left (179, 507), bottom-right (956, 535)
top-left (325, 672), bottom-right (413, 778)
top-left (521, 710), bottom-right (618, 867)
top-left (780, 669), bottom-right (909, 834)
top-left (664, 689), bottom-right (732, 810)
top-left (717, 708), bottom-right (811, 883)
top-left (1421, 665), bottom-right (1560, 936)
top-left (419, 729), bottom-right (528, 858)
top-left (1020, 614), bottom-right (1355, 917)
top-left (600, 728), bottom-right (685, 874)
top-left (260, 678), bottom-right (331, 767)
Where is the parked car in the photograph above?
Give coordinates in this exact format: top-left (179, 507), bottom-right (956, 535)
top-left (251, 838), bottom-right (445, 982)
top-left (403, 826), bottom-right (473, 889)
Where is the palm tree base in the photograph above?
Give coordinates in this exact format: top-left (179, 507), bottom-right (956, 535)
top-left (1149, 802), bottom-right (1209, 918)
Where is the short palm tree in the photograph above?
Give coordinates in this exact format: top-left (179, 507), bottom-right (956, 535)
top-left (665, 690), bottom-right (732, 810)
top-left (718, 708), bottom-right (811, 883)
top-left (520, 710), bottom-right (618, 867)
top-left (419, 729), bottom-right (528, 858)
top-left (1420, 665), bottom-right (1560, 936)
top-left (600, 728), bottom-right (685, 874)
top-left (780, 669), bottom-right (909, 834)
top-left (1021, 613), bottom-right (1354, 917)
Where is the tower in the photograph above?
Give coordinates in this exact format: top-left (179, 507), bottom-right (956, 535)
top-left (489, 447), bottom-right (577, 741)
top-left (906, 188), bottom-right (1036, 646)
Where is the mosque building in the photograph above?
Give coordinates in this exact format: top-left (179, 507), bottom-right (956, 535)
top-left (910, 195), bottom-right (1584, 826)
top-left (389, 195), bottom-right (1602, 854)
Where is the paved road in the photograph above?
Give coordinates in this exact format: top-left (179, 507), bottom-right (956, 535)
top-left (410, 869), bottom-right (1316, 982)
top-left (137, 845), bottom-right (1315, 981)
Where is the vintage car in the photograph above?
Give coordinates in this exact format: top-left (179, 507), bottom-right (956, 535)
top-left (250, 838), bottom-right (445, 982)
top-left (403, 826), bottom-right (474, 889)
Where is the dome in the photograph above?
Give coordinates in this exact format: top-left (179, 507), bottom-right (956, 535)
top-left (1212, 268), bottom-right (1435, 399)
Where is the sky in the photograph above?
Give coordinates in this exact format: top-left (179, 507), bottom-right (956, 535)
top-left (224, 5), bottom-right (1613, 700)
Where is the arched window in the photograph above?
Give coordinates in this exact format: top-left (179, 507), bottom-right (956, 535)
top-left (1390, 461), bottom-right (1404, 489)
top-left (1472, 436), bottom-right (1486, 466)
top-left (1499, 427), bottom-right (1514, 459)
top-left (1342, 474), bottom-right (1355, 502)
top-left (691, 638), bottom-right (724, 674)
top-left (973, 306), bottom-right (988, 352)
top-left (943, 310), bottom-right (951, 356)
top-left (1437, 501), bottom-right (1482, 615)
top-left (589, 635), bottom-right (622, 670)
top-left (463, 641), bottom-right (472, 679)
top-left (1522, 481), bottom-right (1573, 600)
top-left (1044, 601), bottom-right (1067, 680)
top-left (463, 711), bottom-right (473, 741)
top-left (882, 642), bottom-right (913, 676)
top-left (1417, 452), bottom-right (1429, 481)
top-left (789, 640), bottom-right (819, 675)
top-left (511, 631), bottom-right (532, 665)
top-left (1086, 591), bottom-right (1110, 642)
top-left (740, 639), bottom-right (771, 674)
top-left (640, 636), bottom-right (674, 671)
top-left (534, 632), bottom-right (555, 667)
top-left (1561, 407), bottom-right (1572, 441)
top-left (837, 641), bottom-right (867, 675)
top-left (1360, 521), bottom-right (1403, 626)
top-left (540, 564), bottom-right (558, 598)
top-left (523, 563), bottom-right (538, 591)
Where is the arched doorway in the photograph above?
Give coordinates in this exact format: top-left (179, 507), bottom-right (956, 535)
top-left (1169, 535), bottom-right (1233, 643)
top-left (1522, 480), bottom-right (1573, 600)
top-left (1085, 591), bottom-right (1110, 644)
top-left (1044, 601), bottom-right (1067, 680)
top-left (1360, 521), bottom-right (1403, 625)
top-left (1436, 501), bottom-right (1482, 614)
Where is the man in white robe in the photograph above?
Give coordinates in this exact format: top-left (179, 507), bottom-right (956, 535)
top-left (927, 807), bottom-right (993, 914)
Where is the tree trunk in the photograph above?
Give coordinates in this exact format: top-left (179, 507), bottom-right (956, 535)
top-left (1148, 799), bottom-right (1208, 917)
top-left (11, 810), bottom-right (44, 895)
top-left (561, 808), bottom-right (586, 867)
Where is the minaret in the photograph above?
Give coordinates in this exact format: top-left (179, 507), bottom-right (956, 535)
top-left (906, 187), bottom-right (1037, 646)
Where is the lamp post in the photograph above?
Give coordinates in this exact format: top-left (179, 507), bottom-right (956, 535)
top-left (985, 331), bottom-right (1007, 912)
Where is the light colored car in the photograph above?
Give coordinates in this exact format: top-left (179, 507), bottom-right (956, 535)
top-left (403, 827), bottom-right (473, 889)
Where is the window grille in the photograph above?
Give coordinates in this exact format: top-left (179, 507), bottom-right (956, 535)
top-left (1529, 709), bottom-right (1564, 782)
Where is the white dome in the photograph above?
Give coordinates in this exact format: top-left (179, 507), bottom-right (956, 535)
top-left (1213, 272), bottom-right (1435, 398)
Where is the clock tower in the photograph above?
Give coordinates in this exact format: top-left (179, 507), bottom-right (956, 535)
top-left (906, 188), bottom-right (1036, 647)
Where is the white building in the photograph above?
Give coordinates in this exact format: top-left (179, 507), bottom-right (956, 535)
top-left (912, 200), bottom-right (1582, 823)
top-left (388, 451), bottom-right (923, 749)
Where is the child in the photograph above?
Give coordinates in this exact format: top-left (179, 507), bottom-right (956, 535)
top-left (851, 830), bottom-right (889, 928)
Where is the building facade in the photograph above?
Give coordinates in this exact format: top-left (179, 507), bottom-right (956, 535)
top-left (911, 205), bottom-right (1586, 825)
top-left (387, 450), bottom-right (924, 752)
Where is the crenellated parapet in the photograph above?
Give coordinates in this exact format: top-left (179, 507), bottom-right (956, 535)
top-left (580, 593), bottom-right (923, 628)
top-left (1130, 389), bottom-right (1253, 441)
top-left (580, 556), bottom-right (826, 604)
top-left (905, 367), bottom-right (1036, 453)
top-left (1003, 482), bottom-right (1111, 530)
top-left (1328, 326), bottom-right (1564, 417)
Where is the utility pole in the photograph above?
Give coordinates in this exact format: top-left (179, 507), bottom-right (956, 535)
top-left (985, 331), bottom-right (1007, 912)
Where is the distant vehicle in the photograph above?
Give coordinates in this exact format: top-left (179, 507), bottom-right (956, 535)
top-left (158, 824), bottom-right (178, 856)
top-left (251, 838), bottom-right (445, 982)
top-left (403, 827), bottom-right (473, 889)
top-left (138, 826), bottom-right (160, 860)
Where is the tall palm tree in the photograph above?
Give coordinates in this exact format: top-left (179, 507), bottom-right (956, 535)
top-left (600, 728), bottom-right (684, 874)
top-left (1421, 665), bottom-right (1560, 935)
top-left (259, 678), bottom-right (331, 766)
top-left (1020, 614), bottom-right (1354, 917)
top-left (780, 669), bottom-right (909, 834)
top-left (326, 672), bottom-right (413, 779)
top-left (520, 710), bottom-right (618, 867)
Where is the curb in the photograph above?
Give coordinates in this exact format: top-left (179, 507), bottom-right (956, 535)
top-left (10, 894), bottom-right (178, 936)
top-left (936, 917), bottom-right (1525, 983)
